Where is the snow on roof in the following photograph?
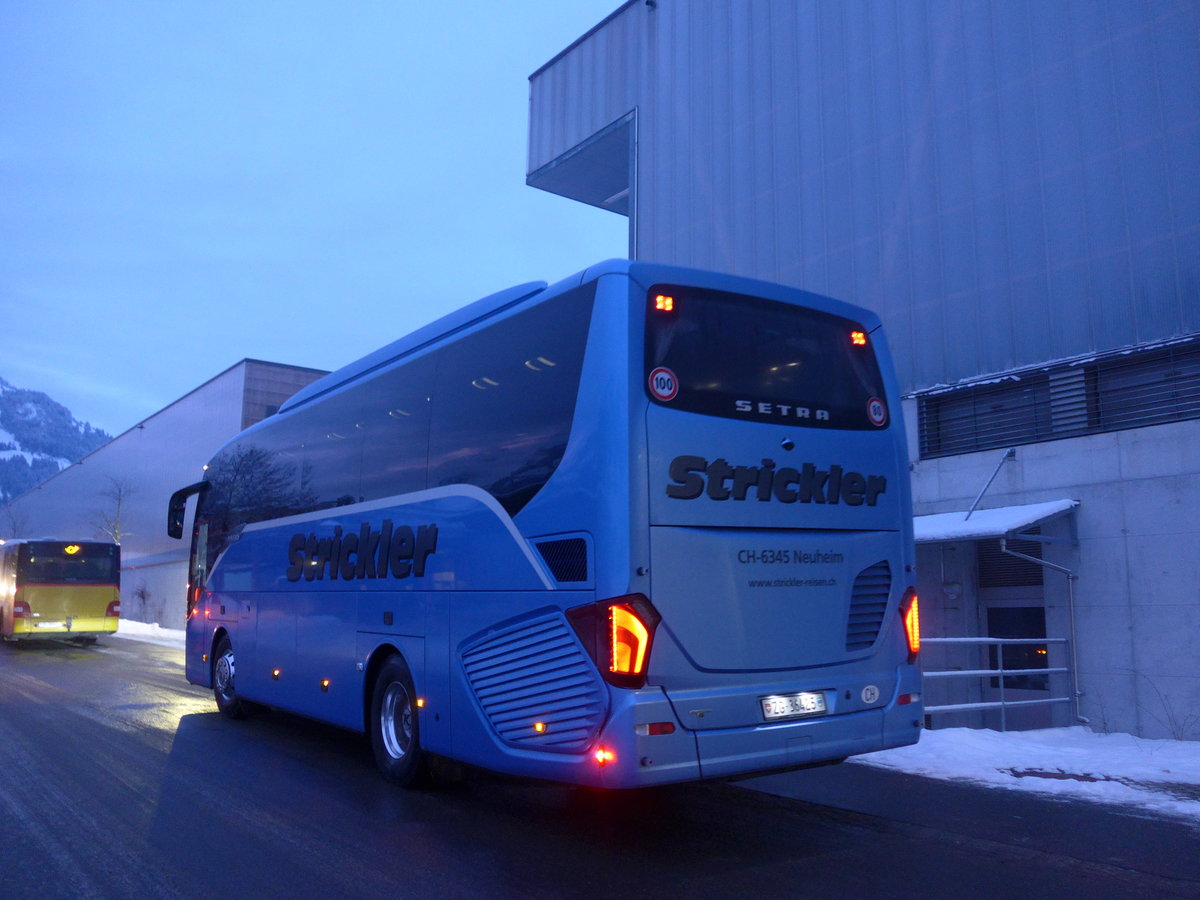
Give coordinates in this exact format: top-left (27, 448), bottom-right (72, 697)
top-left (914, 499), bottom-right (1079, 543)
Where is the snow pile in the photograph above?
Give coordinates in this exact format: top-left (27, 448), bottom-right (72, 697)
top-left (855, 726), bottom-right (1200, 822)
top-left (117, 618), bottom-right (187, 648)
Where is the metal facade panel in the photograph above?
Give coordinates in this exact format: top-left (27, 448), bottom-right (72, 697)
top-left (528, 0), bottom-right (1200, 395)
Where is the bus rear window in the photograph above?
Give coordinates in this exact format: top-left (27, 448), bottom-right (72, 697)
top-left (18, 542), bottom-right (119, 585)
top-left (644, 284), bottom-right (889, 430)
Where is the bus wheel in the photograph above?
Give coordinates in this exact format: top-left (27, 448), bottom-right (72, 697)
top-left (370, 656), bottom-right (426, 787)
top-left (212, 635), bottom-right (246, 719)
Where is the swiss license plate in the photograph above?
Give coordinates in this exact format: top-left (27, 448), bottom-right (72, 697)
top-left (761, 691), bottom-right (827, 721)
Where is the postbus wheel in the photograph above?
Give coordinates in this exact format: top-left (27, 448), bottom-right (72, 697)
top-left (369, 655), bottom-right (426, 787)
top-left (212, 634), bottom-right (246, 720)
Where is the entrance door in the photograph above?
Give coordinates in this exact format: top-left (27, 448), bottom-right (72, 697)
top-left (976, 536), bottom-right (1050, 730)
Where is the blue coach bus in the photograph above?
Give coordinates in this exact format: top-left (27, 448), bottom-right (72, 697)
top-left (167, 259), bottom-right (921, 789)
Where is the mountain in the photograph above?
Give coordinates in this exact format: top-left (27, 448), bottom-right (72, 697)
top-left (0, 376), bottom-right (112, 504)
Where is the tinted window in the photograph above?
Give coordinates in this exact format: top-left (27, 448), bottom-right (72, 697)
top-left (429, 284), bottom-right (595, 515)
top-left (644, 284), bottom-right (888, 429)
top-left (18, 542), bottom-right (119, 585)
top-left (355, 354), bottom-right (434, 502)
top-left (196, 283), bottom-right (594, 555)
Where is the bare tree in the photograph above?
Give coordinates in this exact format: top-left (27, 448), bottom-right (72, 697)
top-left (0, 503), bottom-right (30, 540)
top-left (93, 476), bottom-right (136, 544)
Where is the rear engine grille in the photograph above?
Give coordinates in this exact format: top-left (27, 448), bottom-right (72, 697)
top-left (846, 561), bottom-right (891, 651)
top-left (460, 611), bottom-right (607, 752)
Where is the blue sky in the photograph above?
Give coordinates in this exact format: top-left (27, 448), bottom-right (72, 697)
top-left (0, 2), bottom-right (627, 435)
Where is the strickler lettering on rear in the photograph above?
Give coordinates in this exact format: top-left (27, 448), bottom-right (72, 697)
top-left (666, 455), bottom-right (887, 506)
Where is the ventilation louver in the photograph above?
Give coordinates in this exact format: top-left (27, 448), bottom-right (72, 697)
top-left (846, 561), bottom-right (891, 651)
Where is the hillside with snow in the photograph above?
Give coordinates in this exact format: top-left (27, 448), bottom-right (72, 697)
top-left (0, 376), bottom-right (111, 504)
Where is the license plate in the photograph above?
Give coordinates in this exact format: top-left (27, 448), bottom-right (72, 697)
top-left (760, 691), bottom-right (827, 721)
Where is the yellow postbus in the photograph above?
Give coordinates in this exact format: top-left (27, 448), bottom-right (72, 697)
top-left (0, 539), bottom-right (120, 643)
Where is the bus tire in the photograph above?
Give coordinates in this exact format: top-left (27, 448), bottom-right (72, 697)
top-left (370, 655), bottom-right (426, 787)
top-left (212, 634), bottom-right (246, 720)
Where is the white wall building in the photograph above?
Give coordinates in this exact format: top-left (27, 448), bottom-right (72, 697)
top-left (0, 360), bottom-right (325, 628)
top-left (527, 0), bottom-right (1200, 739)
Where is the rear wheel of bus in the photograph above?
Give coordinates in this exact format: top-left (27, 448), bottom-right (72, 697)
top-left (370, 655), bottom-right (426, 787)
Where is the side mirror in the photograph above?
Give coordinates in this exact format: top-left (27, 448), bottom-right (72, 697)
top-left (167, 481), bottom-right (209, 539)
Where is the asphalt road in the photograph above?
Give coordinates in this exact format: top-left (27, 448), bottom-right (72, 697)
top-left (1, 635), bottom-right (1197, 899)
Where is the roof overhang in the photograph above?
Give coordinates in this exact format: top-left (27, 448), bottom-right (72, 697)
top-left (526, 113), bottom-right (633, 215)
top-left (914, 499), bottom-right (1079, 544)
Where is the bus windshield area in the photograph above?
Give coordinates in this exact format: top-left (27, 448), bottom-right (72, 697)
top-left (645, 284), bottom-right (888, 429)
top-left (17, 542), bottom-right (119, 585)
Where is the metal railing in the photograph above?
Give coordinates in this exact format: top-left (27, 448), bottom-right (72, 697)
top-left (921, 636), bottom-right (1074, 732)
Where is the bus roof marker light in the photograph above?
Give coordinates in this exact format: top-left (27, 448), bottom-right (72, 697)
top-left (851, 330), bottom-right (868, 346)
top-left (654, 294), bottom-right (674, 312)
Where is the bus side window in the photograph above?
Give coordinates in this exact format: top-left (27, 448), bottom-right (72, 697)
top-left (428, 284), bottom-right (594, 515)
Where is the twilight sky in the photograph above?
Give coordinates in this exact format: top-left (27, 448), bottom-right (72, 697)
top-left (1, 1), bottom-right (627, 435)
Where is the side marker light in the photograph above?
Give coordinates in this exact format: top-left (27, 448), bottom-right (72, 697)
top-left (594, 747), bottom-right (615, 766)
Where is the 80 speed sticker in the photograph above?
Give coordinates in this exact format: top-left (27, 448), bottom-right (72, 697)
top-left (649, 367), bottom-right (679, 402)
top-left (867, 397), bottom-right (888, 427)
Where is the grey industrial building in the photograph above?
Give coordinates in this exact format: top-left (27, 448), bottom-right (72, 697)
top-left (527, 1), bottom-right (1199, 739)
top-left (0, 361), bottom-right (325, 627)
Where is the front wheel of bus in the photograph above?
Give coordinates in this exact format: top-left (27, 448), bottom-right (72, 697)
top-left (212, 634), bottom-right (246, 720)
top-left (370, 656), bottom-right (426, 787)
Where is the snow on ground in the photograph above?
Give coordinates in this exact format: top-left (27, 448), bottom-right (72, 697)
top-left (113, 619), bottom-right (1200, 823)
top-left (117, 618), bottom-right (187, 648)
top-left (855, 726), bottom-right (1200, 824)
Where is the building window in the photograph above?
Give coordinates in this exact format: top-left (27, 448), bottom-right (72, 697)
top-left (915, 334), bottom-right (1200, 458)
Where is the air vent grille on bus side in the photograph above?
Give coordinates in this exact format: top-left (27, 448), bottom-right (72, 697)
top-left (460, 611), bottom-right (607, 753)
top-left (846, 561), bottom-right (892, 651)
top-left (535, 538), bottom-right (588, 583)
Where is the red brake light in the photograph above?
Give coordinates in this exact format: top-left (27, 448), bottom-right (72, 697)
top-left (902, 590), bottom-right (920, 661)
top-left (610, 602), bottom-right (650, 676)
top-left (568, 594), bottom-right (661, 688)
top-left (13, 600), bottom-right (31, 619)
top-left (106, 600), bottom-right (121, 618)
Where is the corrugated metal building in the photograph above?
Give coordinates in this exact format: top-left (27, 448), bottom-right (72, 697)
top-left (528, 0), bottom-right (1200, 739)
top-left (0, 360), bottom-right (326, 628)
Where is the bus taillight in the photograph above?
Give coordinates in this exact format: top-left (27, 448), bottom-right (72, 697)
top-left (610, 602), bottom-right (650, 676)
top-left (568, 594), bottom-right (661, 689)
top-left (12, 598), bottom-right (30, 619)
top-left (106, 600), bottom-right (121, 618)
top-left (902, 590), bottom-right (920, 662)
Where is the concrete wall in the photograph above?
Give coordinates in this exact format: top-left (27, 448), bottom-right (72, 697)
top-left (911, 418), bottom-right (1200, 739)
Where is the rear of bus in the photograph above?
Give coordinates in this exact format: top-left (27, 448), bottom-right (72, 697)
top-left (1, 541), bottom-right (120, 642)
top-left (584, 263), bottom-right (921, 786)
